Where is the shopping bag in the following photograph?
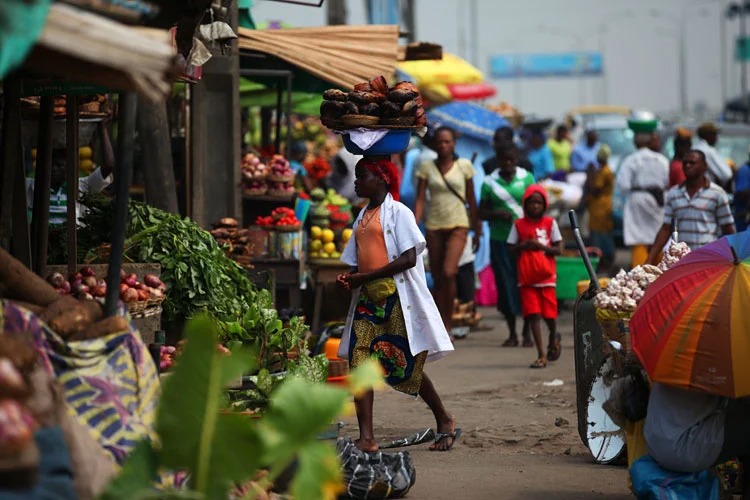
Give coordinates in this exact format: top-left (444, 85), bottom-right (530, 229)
top-left (517, 250), bottom-right (555, 286)
top-left (337, 436), bottom-right (416, 499)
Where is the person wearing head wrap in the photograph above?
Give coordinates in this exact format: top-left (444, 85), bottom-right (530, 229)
top-left (336, 156), bottom-right (457, 453)
top-left (616, 121), bottom-right (670, 268)
top-left (669, 128), bottom-right (692, 187)
top-left (584, 144), bottom-right (615, 274)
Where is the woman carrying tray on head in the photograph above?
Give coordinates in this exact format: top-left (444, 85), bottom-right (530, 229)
top-left (337, 157), bottom-right (459, 453)
top-left (414, 126), bottom-right (481, 338)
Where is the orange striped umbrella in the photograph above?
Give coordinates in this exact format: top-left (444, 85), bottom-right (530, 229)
top-left (631, 232), bottom-right (750, 397)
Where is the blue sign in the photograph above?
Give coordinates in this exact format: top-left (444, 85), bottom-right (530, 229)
top-left (489, 52), bottom-right (603, 79)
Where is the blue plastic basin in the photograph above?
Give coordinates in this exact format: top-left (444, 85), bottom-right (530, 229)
top-left (342, 129), bottom-right (412, 156)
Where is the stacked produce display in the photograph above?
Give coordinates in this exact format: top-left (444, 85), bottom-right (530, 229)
top-left (45, 265), bottom-right (166, 317)
top-left (240, 153), bottom-right (295, 198)
top-left (320, 75), bottom-right (426, 128)
top-left (209, 217), bottom-right (254, 268)
top-left (593, 240), bottom-right (691, 353)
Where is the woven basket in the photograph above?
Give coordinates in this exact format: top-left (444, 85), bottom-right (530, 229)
top-left (268, 174), bottom-right (295, 183)
top-left (327, 359), bottom-right (349, 378)
top-left (598, 318), bottom-right (632, 354)
top-left (380, 116), bottom-right (415, 126)
top-left (126, 300), bottom-right (148, 315)
top-left (80, 101), bottom-right (101, 113)
top-left (341, 114), bottom-right (379, 127)
top-left (243, 186), bottom-right (268, 197)
top-left (274, 224), bottom-right (301, 232)
top-left (321, 117), bottom-right (343, 129)
top-left (267, 189), bottom-right (294, 198)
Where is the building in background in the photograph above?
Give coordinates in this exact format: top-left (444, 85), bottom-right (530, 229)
top-left (251, 0), bottom-right (735, 118)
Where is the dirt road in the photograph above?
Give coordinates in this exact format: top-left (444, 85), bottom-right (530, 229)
top-left (340, 306), bottom-right (632, 499)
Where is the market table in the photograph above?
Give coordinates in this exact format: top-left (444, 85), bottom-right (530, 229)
top-left (307, 258), bottom-right (350, 334)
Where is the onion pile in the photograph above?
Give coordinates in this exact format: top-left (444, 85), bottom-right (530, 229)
top-left (594, 240), bottom-right (692, 312)
top-left (119, 271), bottom-right (166, 304)
top-left (594, 265), bottom-right (663, 312)
top-left (46, 266), bottom-right (106, 300)
top-left (46, 267), bottom-right (166, 304)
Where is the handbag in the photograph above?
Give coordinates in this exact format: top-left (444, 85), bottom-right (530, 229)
top-left (434, 161), bottom-right (471, 220)
top-left (363, 278), bottom-right (397, 302)
top-left (517, 250), bottom-right (555, 286)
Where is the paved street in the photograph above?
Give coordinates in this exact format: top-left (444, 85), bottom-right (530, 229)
top-left (341, 306), bottom-right (632, 499)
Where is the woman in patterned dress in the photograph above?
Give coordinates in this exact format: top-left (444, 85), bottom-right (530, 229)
top-left (337, 158), bottom-right (459, 453)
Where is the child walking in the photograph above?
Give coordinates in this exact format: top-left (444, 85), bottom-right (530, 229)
top-left (337, 157), bottom-right (458, 452)
top-left (507, 185), bottom-right (563, 368)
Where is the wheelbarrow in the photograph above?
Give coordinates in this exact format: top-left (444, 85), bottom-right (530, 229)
top-left (568, 210), bottom-right (626, 465)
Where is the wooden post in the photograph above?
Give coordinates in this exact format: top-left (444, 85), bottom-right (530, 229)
top-left (65, 95), bottom-right (79, 276)
top-left (137, 95), bottom-right (179, 214)
top-left (0, 75), bottom-right (26, 262)
top-left (104, 93), bottom-right (137, 317)
top-left (30, 97), bottom-right (55, 275)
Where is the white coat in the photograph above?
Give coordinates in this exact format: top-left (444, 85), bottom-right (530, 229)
top-left (338, 194), bottom-right (454, 362)
top-left (616, 147), bottom-right (669, 246)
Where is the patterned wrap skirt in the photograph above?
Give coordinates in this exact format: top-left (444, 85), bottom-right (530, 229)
top-left (348, 278), bottom-right (427, 396)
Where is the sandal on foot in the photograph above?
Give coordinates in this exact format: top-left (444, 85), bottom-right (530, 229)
top-left (529, 358), bottom-right (547, 369)
top-left (521, 338), bottom-right (534, 348)
top-left (547, 333), bottom-right (562, 362)
top-left (429, 428), bottom-right (462, 451)
top-left (502, 338), bottom-right (519, 347)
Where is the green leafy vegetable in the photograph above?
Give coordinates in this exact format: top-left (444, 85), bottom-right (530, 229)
top-left (101, 317), bottom-right (382, 500)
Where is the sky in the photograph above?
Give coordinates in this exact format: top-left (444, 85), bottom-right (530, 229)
top-left (250, 0), bottom-right (739, 118)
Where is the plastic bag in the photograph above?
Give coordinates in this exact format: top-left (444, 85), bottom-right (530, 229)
top-left (337, 437), bottom-right (416, 499)
top-left (629, 455), bottom-right (719, 500)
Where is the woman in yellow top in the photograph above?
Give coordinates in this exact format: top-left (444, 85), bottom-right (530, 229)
top-left (414, 127), bottom-right (481, 336)
top-left (584, 144), bottom-right (615, 275)
top-left (547, 124), bottom-right (572, 173)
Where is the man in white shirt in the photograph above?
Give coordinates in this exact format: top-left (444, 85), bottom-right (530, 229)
top-left (615, 132), bottom-right (669, 267)
top-left (26, 121), bottom-right (114, 226)
top-left (693, 122), bottom-right (733, 188)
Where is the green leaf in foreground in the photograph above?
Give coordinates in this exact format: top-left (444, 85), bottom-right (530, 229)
top-left (99, 440), bottom-right (158, 500)
top-left (292, 441), bottom-right (344, 500)
top-left (156, 315), bottom-right (259, 497)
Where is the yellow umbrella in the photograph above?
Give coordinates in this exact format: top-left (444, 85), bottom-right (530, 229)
top-left (398, 53), bottom-right (494, 103)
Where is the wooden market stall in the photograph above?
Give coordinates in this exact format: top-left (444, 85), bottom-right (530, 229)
top-left (1, 2), bottom-right (177, 335)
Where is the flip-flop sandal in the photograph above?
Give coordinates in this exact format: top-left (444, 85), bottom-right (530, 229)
top-left (429, 428), bottom-right (462, 451)
top-left (547, 333), bottom-right (562, 362)
top-left (502, 338), bottom-right (519, 347)
top-left (529, 359), bottom-right (547, 369)
top-left (521, 339), bottom-right (535, 348)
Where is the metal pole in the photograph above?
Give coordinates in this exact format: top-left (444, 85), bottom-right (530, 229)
top-left (721, 1), bottom-right (728, 105)
top-left (274, 80), bottom-right (282, 154)
top-left (744, 7), bottom-right (750, 115)
top-left (104, 93), bottom-right (137, 318)
top-left (679, 15), bottom-right (689, 114)
top-left (30, 97), bottom-right (54, 276)
top-left (65, 96), bottom-right (79, 276)
top-left (285, 72), bottom-right (293, 160)
top-left (470, 0), bottom-right (479, 67)
top-left (598, 24), bottom-right (608, 104)
top-left (403, 0), bottom-right (416, 43)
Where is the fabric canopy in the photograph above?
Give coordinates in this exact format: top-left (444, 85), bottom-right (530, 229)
top-left (398, 53), bottom-right (485, 86)
top-left (398, 53), bottom-right (495, 104)
top-left (240, 78), bottom-right (322, 115)
top-left (22, 3), bottom-right (176, 101)
top-left (0, 0), bottom-right (51, 80)
top-left (238, 25), bottom-right (400, 91)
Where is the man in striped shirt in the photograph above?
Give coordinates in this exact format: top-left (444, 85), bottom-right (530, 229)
top-left (647, 150), bottom-right (735, 264)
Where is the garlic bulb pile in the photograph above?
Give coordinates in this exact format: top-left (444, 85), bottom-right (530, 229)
top-left (658, 241), bottom-right (691, 271)
top-left (594, 265), bottom-right (663, 312)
